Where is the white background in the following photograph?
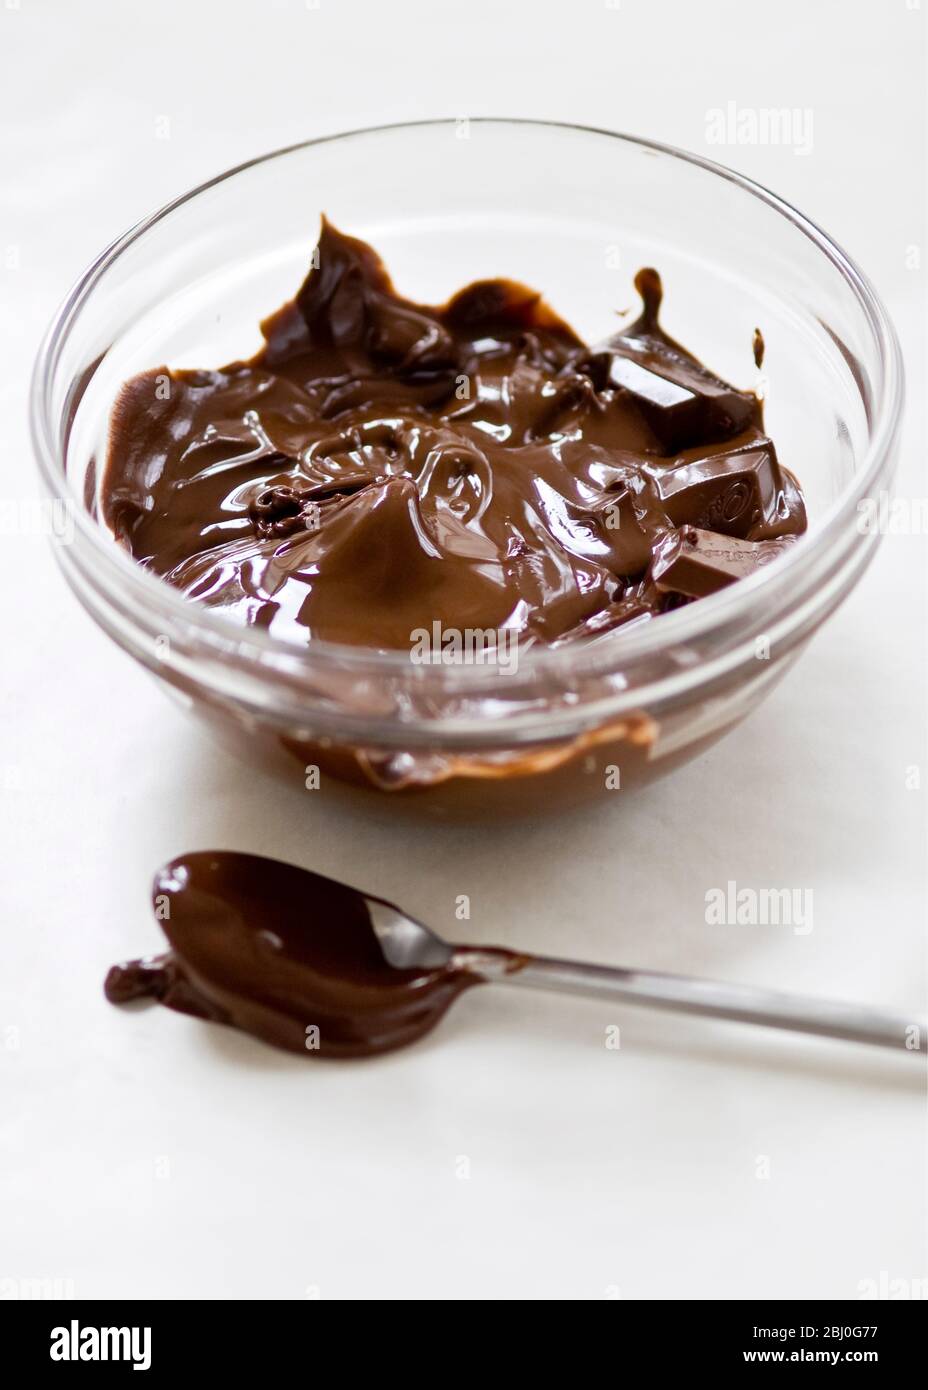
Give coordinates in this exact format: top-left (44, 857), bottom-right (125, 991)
top-left (1, 0), bottom-right (925, 1300)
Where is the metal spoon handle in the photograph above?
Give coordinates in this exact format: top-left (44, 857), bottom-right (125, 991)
top-left (465, 952), bottom-right (925, 1054)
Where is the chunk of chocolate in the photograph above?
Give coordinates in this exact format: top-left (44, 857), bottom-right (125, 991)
top-left (577, 268), bottom-right (762, 453)
top-left (652, 526), bottom-right (796, 598)
top-left (645, 438), bottom-right (786, 539)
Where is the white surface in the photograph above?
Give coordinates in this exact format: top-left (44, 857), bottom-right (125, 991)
top-left (1, 0), bottom-right (925, 1300)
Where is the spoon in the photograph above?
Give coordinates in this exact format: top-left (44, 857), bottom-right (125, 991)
top-left (105, 851), bottom-right (925, 1060)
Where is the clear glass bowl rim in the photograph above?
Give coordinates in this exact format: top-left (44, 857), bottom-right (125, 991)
top-left (30, 116), bottom-right (904, 689)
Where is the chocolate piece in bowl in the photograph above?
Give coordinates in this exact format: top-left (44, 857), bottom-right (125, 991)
top-left (652, 526), bottom-right (797, 599)
top-left (575, 268), bottom-right (763, 454)
top-left (642, 435), bottom-right (805, 541)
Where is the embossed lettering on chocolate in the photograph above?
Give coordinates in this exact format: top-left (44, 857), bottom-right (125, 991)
top-left (102, 220), bottom-right (806, 650)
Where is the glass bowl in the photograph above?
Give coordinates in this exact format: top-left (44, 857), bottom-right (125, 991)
top-left (30, 119), bottom-right (903, 817)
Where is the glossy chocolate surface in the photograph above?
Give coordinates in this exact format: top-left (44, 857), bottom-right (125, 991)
top-left (102, 221), bottom-right (806, 650)
top-left (105, 852), bottom-right (494, 1058)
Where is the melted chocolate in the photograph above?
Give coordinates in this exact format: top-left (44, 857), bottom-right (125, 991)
top-left (752, 327), bottom-right (765, 370)
top-left (104, 852), bottom-right (508, 1058)
top-left (101, 221), bottom-right (805, 650)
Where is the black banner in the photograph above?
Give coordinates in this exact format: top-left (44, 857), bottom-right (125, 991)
top-left (0, 1300), bottom-right (922, 1372)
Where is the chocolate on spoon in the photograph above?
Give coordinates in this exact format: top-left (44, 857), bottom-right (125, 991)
top-left (105, 852), bottom-right (925, 1060)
